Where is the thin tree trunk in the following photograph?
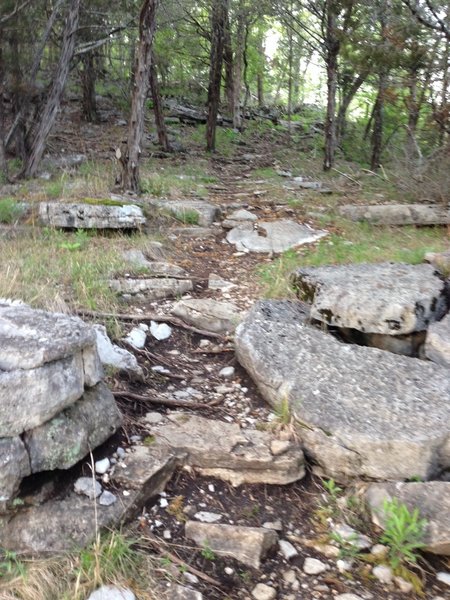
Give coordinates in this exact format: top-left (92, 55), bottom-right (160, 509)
top-left (119, 0), bottom-right (159, 192)
top-left (405, 68), bottom-right (420, 158)
top-left (23, 0), bottom-right (81, 178)
top-left (232, 1), bottom-right (245, 130)
top-left (323, 1), bottom-right (340, 171)
top-left (439, 36), bottom-right (449, 146)
top-left (150, 51), bottom-right (171, 152)
top-left (287, 7), bottom-right (294, 137)
top-left (81, 52), bottom-right (98, 122)
top-left (371, 71), bottom-right (387, 170)
top-left (336, 71), bottom-right (368, 146)
top-left (223, 10), bottom-right (234, 115)
top-left (206, 0), bottom-right (228, 152)
top-left (0, 44), bottom-right (8, 180)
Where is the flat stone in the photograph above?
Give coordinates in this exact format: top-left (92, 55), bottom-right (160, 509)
top-left (170, 585), bottom-right (203, 600)
top-left (292, 262), bottom-right (448, 336)
top-left (171, 299), bottom-right (244, 334)
top-left (74, 477), bottom-right (102, 499)
top-left (251, 583), bottom-right (277, 600)
top-left (227, 219), bottom-right (326, 253)
top-left (0, 437), bottom-right (31, 509)
top-left (235, 301), bottom-right (450, 481)
top-left (87, 586), bottom-right (135, 600)
top-left (303, 557), bottom-right (328, 574)
top-left (426, 314), bottom-right (450, 367)
top-left (24, 383), bottom-right (122, 472)
top-left (39, 202), bottom-right (146, 229)
top-left (123, 326), bottom-right (147, 349)
top-left (169, 226), bottom-right (217, 239)
top-left (279, 539), bottom-right (298, 560)
top-left (94, 324), bottom-right (144, 380)
top-left (185, 521), bottom-right (278, 568)
top-left (122, 251), bottom-right (189, 278)
top-left (208, 273), bottom-right (236, 291)
top-left (0, 304), bottom-right (96, 370)
top-left (366, 481), bottom-right (450, 555)
top-left (110, 278), bottom-right (193, 300)
top-left (0, 353), bottom-right (85, 437)
top-left (150, 199), bottom-right (220, 226)
top-left (437, 572), bottom-right (450, 586)
top-left (339, 203), bottom-right (450, 225)
top-left (222, 209), bottom-right (257, 229)
top-left (145, 412), bottom-right (305, 486)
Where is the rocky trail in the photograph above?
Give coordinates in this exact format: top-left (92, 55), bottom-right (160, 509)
top-left (0, 125), bottom-right (450, 600)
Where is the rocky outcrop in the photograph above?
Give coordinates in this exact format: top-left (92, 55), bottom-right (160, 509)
top-left (39, 202), bottom-right (146, 229)
top-left (425, 314), bottom-right (450, 367)
top-left (235, 301), bottom-right (450, 481)
top-left (339, 203), bottom-right (450, 226)
top-left (149, 199), bottom-right (221, 226)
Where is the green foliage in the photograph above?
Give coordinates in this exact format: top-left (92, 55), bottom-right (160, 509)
top-left (0, 550), bottom-right (26, 579)
top-left (200, 543), bottom-right (216, 561)
top-left (0, 198), bottom-right (24, 223)
top-left (58, 229), bottom-right (90, 251)
top-left (379, 498), bottom-right (427, 570)
top-left (273, 396), bottom-right (292, 425)
top-left (323, 478), bottom-right (343, 501)
top-left (174, 209), bottom-right (199, 225)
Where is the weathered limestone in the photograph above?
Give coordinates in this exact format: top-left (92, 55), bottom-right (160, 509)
top-left (39, 202), bottom-right (146, 229)
top-left (235, 301), bottom-right (450, 481)
top-left (171, 299), bottom-right (244, 334)
top-left (149, 199), bottom-right (221, 226)
top-left (292, 262), bottom-right (448, 336)
top-left (425, 314), bottom-right (450, 367)
top-left (24, 383), bottom-right (122, 472)
top-left (122, 250), bottom-right (189, 278)
top-left (110, 277), bottom-right (193, 300)
top-left (143, 412), bottom-right (305, 486)
top-left (227, 219), bottom-right (326, 253)
top-left (339, 203), bottom-right (450, 226)
top-left (94, 325), bottom-right (144, 380)
top-left (185, 521), bottom-right (278, 568)
top-left (0, 438), bottom-right (30, 509)
top-left (222, 209), bottom-right (257, 229)
top-left (366, 482), bottom-right (450, 555)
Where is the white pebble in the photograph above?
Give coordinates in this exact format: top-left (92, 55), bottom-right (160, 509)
top-left (95, 458), bottom-right (110, 475)
top-left (303, 557), bottom-right (328, 575)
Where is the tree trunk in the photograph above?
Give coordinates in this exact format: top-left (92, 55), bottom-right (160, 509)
top-left (119, 0), bottom-right (159, 192)
top-left (149, 51), bottom-right (171, 152)
top-left (81, 52), bottom-right (98, 122)
top-left (256, 27), bottom-right (265, 106)
top-left (405, 68), bottom-right (420, 158)
top-left (23, 0), bottom-right (81, 178)
top-left (232, 1), bottom-right (246, 130)
top-left (0, 43), bottom-right (8, 180)
top-left (371, 71), bottom-right (387, 170)
top-left (223, 11), bottom-right (234, 115)
top-left (336, 71), bottom-right (368, 146)
top-left (206, 0), bottom-right (228, 152)
top-left (323, 2), bottom-right (340, 171)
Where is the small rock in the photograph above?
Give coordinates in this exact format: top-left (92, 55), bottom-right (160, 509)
top-left (194, 511), bottom-right (222, 523)
top-left (99, 491), bottom-right (117, 506)
top-left (170, 584), bottom-right (203, 600)
top-left (74, 477), bottom-right (102, 499)
top-left (394, 576), bottom-right (414, 593)
top-left (123, 327), bottom-right (146, 349)
top-left (219, 366), bottom-right (235, 379)
top-left (116, 447), bottom-right (126, 459)
top-left (332, 524), bottom-right (372, 550)
top-left (283, 569), bottom-right (297, 584)
top-left (335, 595), bottom-right (364, 600)
top-left (224, 566), bottom-right (234, 575)
top-left (370, 543), bottom-right (389, 558)
top-left (95, 458), bottom-right (111, 475)
top-left (150, 321), bottom-right (172, 341)
top-left (336, 559), bottom-right (353, 573)
top-left (183, 572), bottom-right (199, 585)
top-left (303, 557), bottom-right (328, 575)
top-left (373, 564), bottom-right (393, 584)
top-left (262, 520), bottom-right (283, 531)
top-left (145, 412), bottom-right (165, 425)
top-left (163, 529), bottom-right (172, 540)
top-left (279, 540), bottom-right (298, 560)
top-left (87, 587), bottom-right (135, 600)
top-left (436, 571), bottom-right (450, 587)
top-left (270, 440), bottom-right (290, 456)
top-left (251, 583), bottom-right (277, 600)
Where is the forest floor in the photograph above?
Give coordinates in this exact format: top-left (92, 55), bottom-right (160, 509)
top-left (0, 98), bottom-right (449, 600)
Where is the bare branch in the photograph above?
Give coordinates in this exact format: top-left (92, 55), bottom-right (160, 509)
top-left (0, 0), bottom-right (34, 26)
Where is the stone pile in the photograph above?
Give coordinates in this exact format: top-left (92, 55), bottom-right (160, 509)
top-left (0, 304), bottom-right (122, 512)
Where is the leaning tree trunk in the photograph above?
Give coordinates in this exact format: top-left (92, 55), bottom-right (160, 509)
top-left (118, 0), bottom-right (158, 192)
top-left (336, 71), bottom-right (368, 146)
top-left (206, 0), bottom-right (228, 152)
top-left (23, 0), bottom-right (81, 178)
top-left (149, 51), bottom-right (171, 153)
top-left (323, 1), bottom-right (340, 171)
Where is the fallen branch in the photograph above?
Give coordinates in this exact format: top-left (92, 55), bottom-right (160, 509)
top-left (331, 167), bottom-right (362, 188)
top-left (113, 390), bottom-right (222, 410)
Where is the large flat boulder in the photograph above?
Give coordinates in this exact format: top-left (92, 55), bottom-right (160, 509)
top-left (366, 482), bottom-right (450, 555)
top-left (235, 301), bottom-right (450, 481)
top-left (425, 314), bottom-right (450, 367)
top-left (110, 277), bottom-right (193, 300)
top-left (339, 203), bottom-right (450, 225)
top-left (39, 202), bottom-right (146, 229)
top-left (292, 263), bottom-right (448, 336)
top-left (227, 219), bottom-right (326, 253)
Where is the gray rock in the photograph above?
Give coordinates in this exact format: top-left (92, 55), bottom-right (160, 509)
top-left (208, 273), bottom-right (236, 291)
top-left (169, 226), bottom-right (217, 239)
top-left (185, 521), bottom-right (278, 568)
top-left (0, 353), bottom-right (85, 437)
top-left (437, 572), bottom-right (450, 587)
top-left (335, 595), bottom-right (363, 600)
top-left (251, 583), bottom-right (277, 600)
top-left (149, 199), bottom-right (220, 226)
top-left (39, 202), bottom-right (146, 229)
top-left (425, 250), bottom-right (450, 275)
top-left (99, 491), bottom-right (117, 506)
top-left (122, 251), bottom-right (189, 278)
top-left (170, 585), bottom-right (203, 600)
top-left (373, 564), bottom-right (393, 584)
top-left (0, 304), bottom-right (96, 370)
top-left (94, 325), bottom-right (144, 380)
top-left (222, 209), bottom-right (257, 229)
top-left (279, 539), bottom-right (298, 560)
top-left (24, 382), bottom-right (122, 472)
top-left (110, 277), bottom-right (193, 300)
top-left (366, 481), bottom-right (450, 555)
top-left (235, 301), bottom-right (450, 481)
top-left (332, 524), bottom-right (372, 550)
top-left (303, 557), bottom-right (328, 574)
top-left (74, 477), bottom-right (102, 499)
top-left (171, 299), bottom-right (244, 334)
top-left (339, 203), bottom-right (450, 226)
top-left (292, 262), bottom-right (448, 336)
top-left (87, 586), bottom-right (135, 600)
top-left (146, 412), bottom-right (305, 486)
top-left (227, 219), bottom-right (326, 253)
top-left (194, 511), bottom-right (222, 523)
top-left (0, 438), bottom-right (31, 509)
top-left (150, 321), bottom-right (172, 340)
top-left (426, 314), bottom-right (450, 367)
top-left (219, 366), bottom-right (235, 379)
top-left (123, 327), bottom-right (147, 349)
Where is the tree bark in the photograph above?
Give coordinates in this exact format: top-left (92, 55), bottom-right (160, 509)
top-left (223, 10), bottom-right (234, 115)
top-left (23, 0), bottom-right (81, 178)
top-left (81, 52), bottom-right (98, 122)
top-left (336, 71), bottom-right (368, 146)
top-left (232, 1), bottom-right (246, 130)
top-left (323, 1), bottom-right (340, 171)
top-left (119, 0), bottom-right (159, 192)
top-left (149, 51), bottom-right (171, 152)
top-left (0, 43), bottom-right (8, 180)
top-left (206, 0), bottom-right (228, 152)
top-left (371, 71), bottom-right (387, 170)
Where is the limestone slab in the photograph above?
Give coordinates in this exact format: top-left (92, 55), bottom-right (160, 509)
top-left (235, 301), bottom-right (450, 481)
top-left (110, 277), bottom-right (193, 300)
top-left (339, 203), bottom-right (450, 225)
top-left (149, 199), bottom-right (220, 226)
top-left (39, 202), bottom-right (146, 229)
top-left (0, 304), bottom-right (96, 370)
top-left (171, 299), bottom-right (243, 333)
top-left (366, 482), bottom-right (450, 555)
top-left (24, 382), bottom-right (122, 472)
top-left (185, 521), bottom-right (278, 568)
top-left (0, 438), bottom-right (30, 508)
top-left (227, 219), bottom-right (326, 253)
top-left (425, 314), bottom-right (450, 367)
top-left (94, 324), bottom-right (144, 380)
top-left (292, 262), bottom-right (448, 335)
